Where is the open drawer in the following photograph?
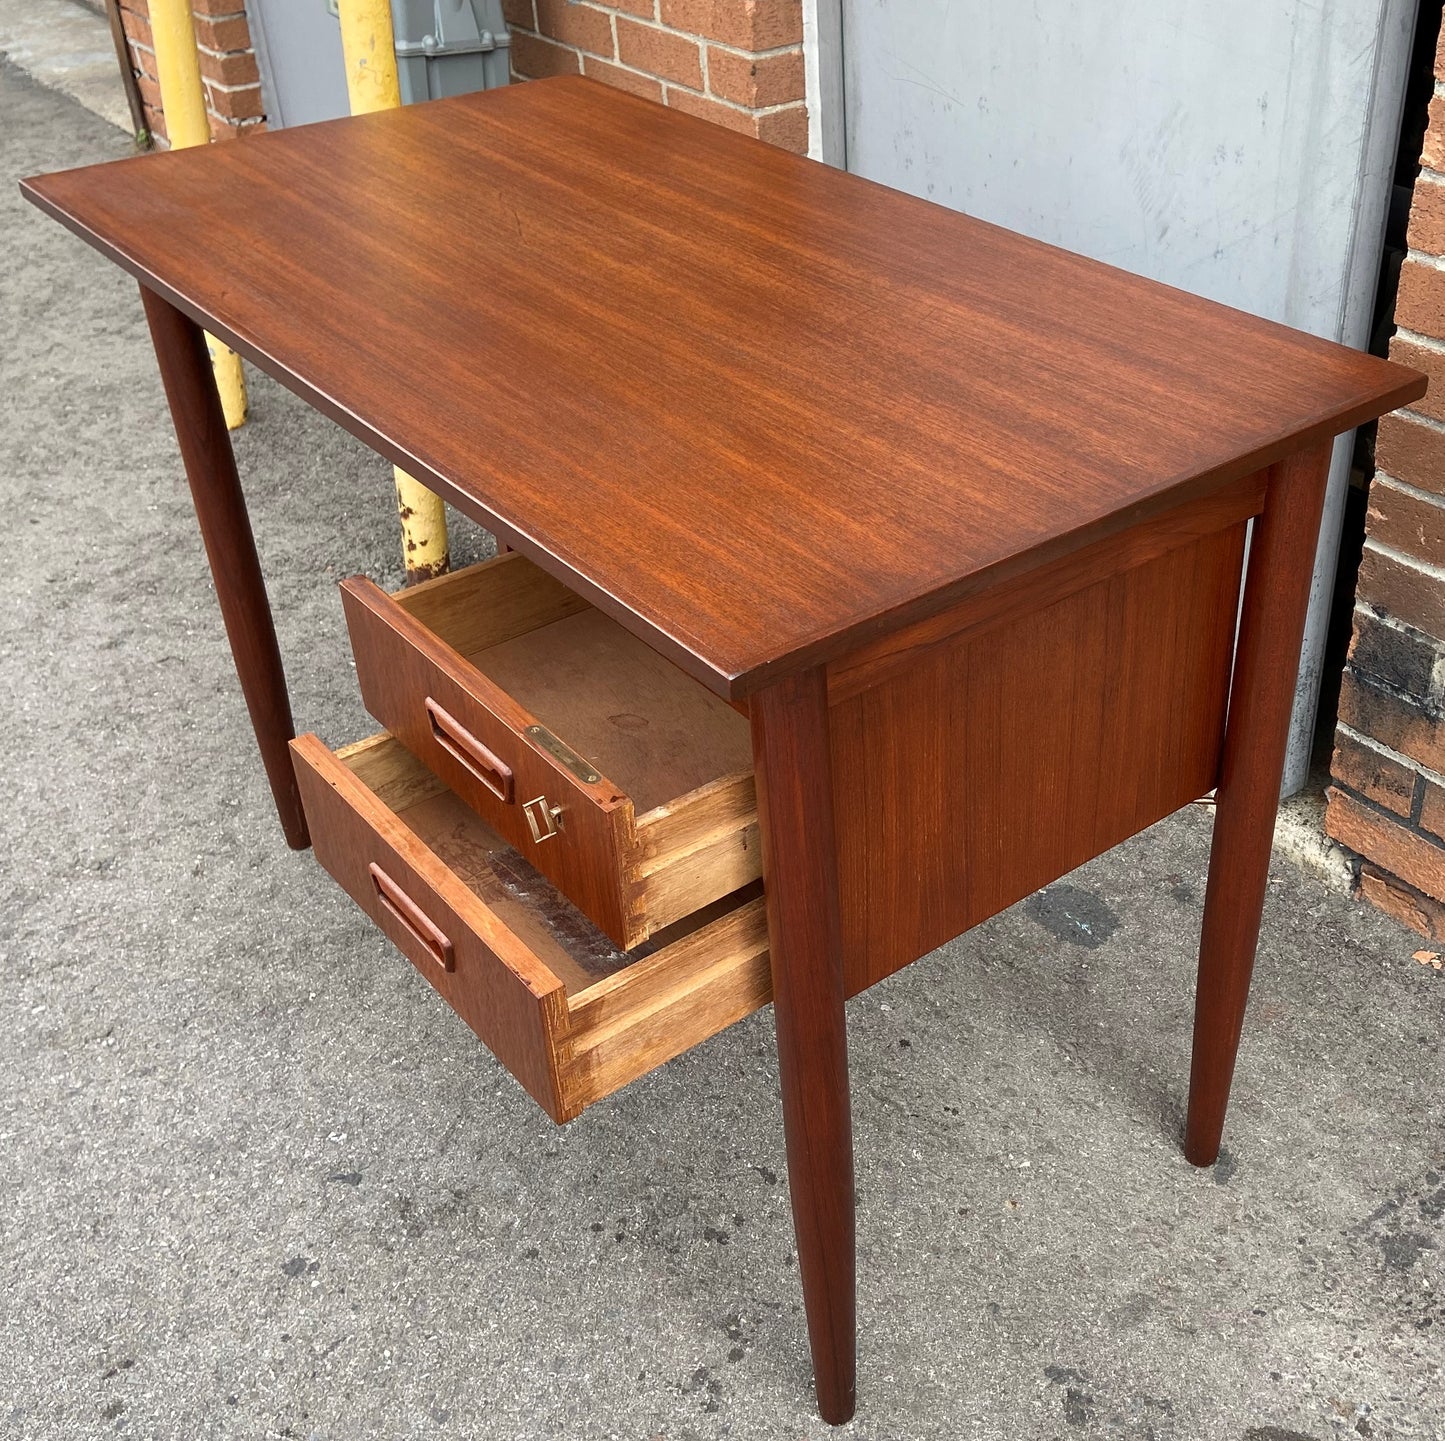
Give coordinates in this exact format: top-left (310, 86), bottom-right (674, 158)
top-left (291, 731), bottom-right (771, 1122)
top-left (341, 554), bottom-right (759, 951)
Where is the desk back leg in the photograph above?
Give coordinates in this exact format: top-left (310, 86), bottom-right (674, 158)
top-left (1185, 440), bottom-right (1332, 1166)
top-left (140, 286), bottom-right (309, 850)
top-left (751, 668), bottom-right (856, 1424)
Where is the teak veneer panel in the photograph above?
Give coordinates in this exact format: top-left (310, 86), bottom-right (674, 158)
top-left (21, 78), bottom-right (1424, 699)
top-left (831, 522), bottom-right (1247, 994)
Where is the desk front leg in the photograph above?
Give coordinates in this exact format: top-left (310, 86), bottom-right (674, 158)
top-left (750, 668), bottom-right (855, 1425)
top-left (1186, 440), bottom-right (1332, 1165)
top-left (140, 287), bottom-right (309, 850)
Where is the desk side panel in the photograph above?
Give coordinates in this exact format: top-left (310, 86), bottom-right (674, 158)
top-left (832, 521), bottom-right (1247, 995)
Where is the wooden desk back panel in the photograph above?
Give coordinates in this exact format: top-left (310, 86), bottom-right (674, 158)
top-left (831, 516), bottom-right (1247, 995)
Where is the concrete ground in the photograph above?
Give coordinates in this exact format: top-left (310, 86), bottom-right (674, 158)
top-left (0, 0), bottom-right (133, 136)
top-left (2, 47), bottom-right (1443, 1441)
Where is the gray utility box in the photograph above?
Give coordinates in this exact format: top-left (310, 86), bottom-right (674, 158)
top-left (391, 0), bottom-right (512, 103)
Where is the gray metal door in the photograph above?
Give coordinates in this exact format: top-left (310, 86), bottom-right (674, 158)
top-left (248, 0), bottom-right (351, 130)
top-left (835, 0), bottom-right (1419, 791)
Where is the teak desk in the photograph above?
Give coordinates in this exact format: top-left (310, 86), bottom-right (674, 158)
top-left (24, 78), bottom-right (1425, 1423)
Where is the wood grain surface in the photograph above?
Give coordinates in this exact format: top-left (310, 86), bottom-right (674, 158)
top-left (23, 78), bottom-right (1424, 698)
top-left (141, 290), bottom-right (309, 848)
top-left (1185, 442), bottom-right (1336, 1166)
top-left (751, 670), bottom-right (855, 1424)
top-left (831, 518), bottom-right (1247, 995)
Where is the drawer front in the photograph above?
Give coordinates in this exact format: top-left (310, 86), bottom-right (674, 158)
top-left (291, 734), bottom-right (572, 1119)
top-left (341, 578), bottom-right (638, 946)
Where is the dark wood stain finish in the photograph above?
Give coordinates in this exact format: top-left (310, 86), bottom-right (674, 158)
top-left (343, 552), bottom-right (761, 949)
top-left (751, 670), bottom-right (855, 1425)
top-left (1185, 442), bottom-right (1336, 1166)
top-left (291, 731), bottom-right (775, 1123)
top-left (141, 288), bottom-right (309, 849)
top-left (22, 78), bottom-right (1424, 700)
top-left (24, 83), bottom-right (1430, 1426)
top-left (832, 518), bottom-right (1248, 996)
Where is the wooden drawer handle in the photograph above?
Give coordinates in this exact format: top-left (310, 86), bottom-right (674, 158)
top-left (425, 696), bottom-right (514, 803)
top-left (369, 863), bottom-right (456, 973)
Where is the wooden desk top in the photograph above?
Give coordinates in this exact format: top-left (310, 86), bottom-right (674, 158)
top-left (23, 77), bottom-right (1424, 698)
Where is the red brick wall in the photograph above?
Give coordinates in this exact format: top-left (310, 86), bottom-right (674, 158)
top-left (1325, 28), bottom-right (1445, 936)
top-left (503, 0), bottom-right (809, 152)
top-left (113, 2), bottom-right (808, 151)
top-left (117, 0), bottom-right (266, 144)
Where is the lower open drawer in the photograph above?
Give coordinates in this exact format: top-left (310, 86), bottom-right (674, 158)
top-left (291, 732), bottom-right (771, 1122)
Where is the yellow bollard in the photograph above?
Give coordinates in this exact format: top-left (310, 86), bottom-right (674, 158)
top-left (149, 0), bottom-right (247, 430)
top-left (338, 0), bottom-right (403, 114)
top-left (338, 0), bottom-right (450, 581)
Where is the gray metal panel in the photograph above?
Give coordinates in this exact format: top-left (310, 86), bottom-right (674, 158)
top-left (392, 0), bottom-right (510, 104)
top-left (838, 0), bottom-right (1418, 791)
top-left (248, 0), bottom-right (351, 129)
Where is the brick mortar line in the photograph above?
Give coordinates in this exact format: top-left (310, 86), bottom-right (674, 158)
top-left (197, 42), bottom-right (256, 60)
top-left (1345, 623), bottom-right (1445, 716)
top-left (525, 27), bottom-right (809, 72)
top-left (606, 12), bottom-right (801, 61)
top-left (582, 51), bottom-right (666, 86)
top-left (514, 28), bottom-right (610, 66)
top-left (1384, 407), bottom-right (1445, 437)
top-left (1338, 720), bottom-right (1445, 790)
top-left (663, 82), bottom-right (802, 116)
top-left (1365, 533), bottom-right (1445, 582)
top-left (1373, 468), bottom-right (1445, 509)
top-left (1352, 596), bottom-right (1445, 642)
top-left (200, 76), bottom-right (262, 94)
top-left (705, 38), bottom-right (802, 60)
top-left (525, 12), bottom-right (802, 63)
top-left (578, 0), bottom-right (801, 52)
top-left (518, 27), bottom-right (804, 112)
top-left (1406, 246), bottom-right (1445, 271)
top-left (1395, 324), bottom-right (1445, 354)
top-left (1332, 773), bottom-right (1445, 848)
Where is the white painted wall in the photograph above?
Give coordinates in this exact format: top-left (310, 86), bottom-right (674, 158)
top-left (806, 0), bottom-right (1419, 792)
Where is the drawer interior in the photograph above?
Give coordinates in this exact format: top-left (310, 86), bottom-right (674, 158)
top-left (395, 557), bottom-right (753, 818)
top-left (476, 609), bottom-right (751, 814)
top-left (334, 733), bottom-right (772, 1117)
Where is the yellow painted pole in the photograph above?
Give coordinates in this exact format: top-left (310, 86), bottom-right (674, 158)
top-left (149, 0), bottom-right (247, 430)
top-left (338, 0), bottom-right (450, 582)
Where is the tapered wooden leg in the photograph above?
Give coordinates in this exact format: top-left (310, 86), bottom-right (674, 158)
top-left (750, 668), bottom-right (855, 1425)
top-left (1184, 441), bottom-right (1333, 1166)
top-left (141, 287), bottom-right (309, 850)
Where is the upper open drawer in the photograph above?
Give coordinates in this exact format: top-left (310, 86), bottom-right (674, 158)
top-left (340, 554), bottom-right (760, 950)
